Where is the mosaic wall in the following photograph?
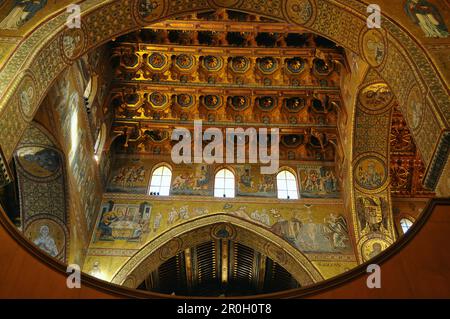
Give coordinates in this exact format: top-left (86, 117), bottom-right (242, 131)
top-left (41, 47), bottom-right (113, 264)
top-left (298, 164), bottom-right (340, 198)
top-left (0, 0), bottom-right (448, 281)
top-left (50, 67), bottom-right (101, 231)
top-left (107, 157), bottom-right (154, 194)
top-left (0, 1), bottom-right (48, 31)
top-left (235, 164), bottom-right (276, 198)
top-left (14, 123), bottom-right (69, 262)
top-left (171, 164), bottom-right (213, 196)
top-left (106, 155), bottom-right (341, 199)
top-left (351, 70), bottom-right (397, 263)
top-left (84, 194), bottom-right (356, 282)
top-left (0, 0), bottom-right (448, 191)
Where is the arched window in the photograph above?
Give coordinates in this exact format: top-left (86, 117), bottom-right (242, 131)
top-left (214, 168), bottom-right (235, 198)
top-left (400, 218), bottom-right (413, 234)
top-left (149, 166), bottom-right (172, 196)
top-left (277, 170), bottom-right (299, 199)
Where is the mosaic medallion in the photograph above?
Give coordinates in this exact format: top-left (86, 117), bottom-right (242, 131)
top-left (24, 218), bottom-right (66, 260)
top-left (209, 0), bottom-right (241, 7)
top-left (359, 82), bottom-right (393, 114)
top-left (16, 146), bottom-right (62, 179)
top-left (211, 223), bottom-right (236, 240)
top-left (360, 237), bottom-right (391, 262)
top-left (361, 29), bottom-right (386, 68)
top-left (61, 27), bottom-right (85, 60)
top-left (354, 155), bottom-right (388, 191)
top-left (264, 241), bottom-right (287, 265)
top-left (406, 85), bottom-right (424, 133)
top-left (285, 0), bottom-right (314, 25)
top-left (135, 0), bottom-right (165, 23)
top-left (18, 74), bottom-right (36, 120)
top-left (159, 237), bottom-right (183, 260)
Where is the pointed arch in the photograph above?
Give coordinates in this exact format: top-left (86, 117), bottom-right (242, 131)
top-left (111, 214), bottom-right (324, 288)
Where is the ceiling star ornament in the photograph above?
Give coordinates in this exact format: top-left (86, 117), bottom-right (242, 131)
top-left (286, 57), bottom-right (306, 74)
top-left (257, 96), bottom-right (277, 111)
top-left (149, 92), bottom-right (169, 108)
top-left (281, 134), bottom-right (304, 148)
top-left (230, 56), bottom-right (250, 73)
top-left (284, 97), bottom-right (306, 112)
top-left (176, 94), bottom-right (195, 108)
top-left (257, 57), bottom-right (278, 74)
top-left (175, 54), bottom-right (195, 70)
top-left (203, 95), bottom-right (222, 110)
top-left (229, 96), bottom-right (250, 111)
top-left (148, 52), bottom-right (168, 72)
top-left (122, 53), bottom-right (139, 68)
top-left (202, 55), bottom-right (223, 72)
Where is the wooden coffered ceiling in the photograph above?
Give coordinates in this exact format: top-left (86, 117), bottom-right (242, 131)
top-left (139, 240), bottom-right (299, 297)
top-left (107, 9), bottom-right (346, 163)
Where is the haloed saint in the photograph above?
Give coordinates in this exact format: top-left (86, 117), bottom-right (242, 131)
top-left (405, 0), bottom-right (449, 38)
top-left (0, 0), bottom-right (48, 30)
